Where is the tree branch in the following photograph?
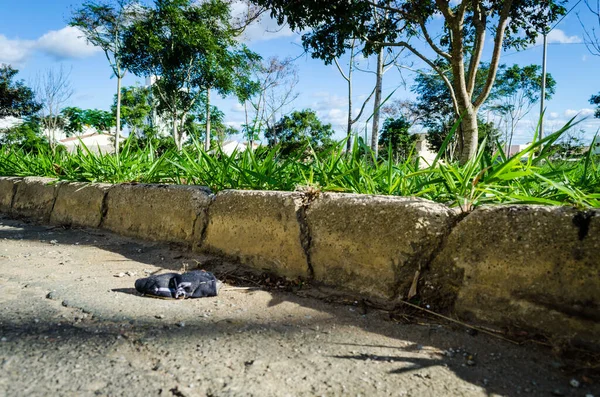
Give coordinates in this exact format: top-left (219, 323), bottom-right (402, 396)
top-left (333, 58), bottom-right (350, 82)
top-left (474, 0), bottom-right (514, 109)
top-left (466, 0), bottom-right (486, 95)
top-left (419, 19), bottom-right (451, 60)
top-left (351, 85), bottom-right (377, 124)
top-left (378, 40), bottom-right (459, 113)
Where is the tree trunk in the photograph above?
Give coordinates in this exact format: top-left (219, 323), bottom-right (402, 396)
top-left (172, 111), bottom-right (180, 151)
top-left (115, 75), bottom-right (122, 156)
top-left (205, 87), bottom-right (211, 152)
top-left (371, 48), bottom-right (384, 158)
top-left (346, 67), bottom-right (353, 153)
top-left (458, 106), bottom-right (479, 164)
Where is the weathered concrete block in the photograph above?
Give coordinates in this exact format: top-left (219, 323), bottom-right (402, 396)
top-left (11, 177), bottom-right (59, 221)
top-left (0, 177), bottom-right (21, 212)
top-left (202, 190), bottom-right (309, 278)
top-left (102, 184), bottom-right (212, 244)
top-left (429, 205), bottom-right (600, 344)
top-left (50, 182), bottom-right (111, 228)
top-left (306, 193), bottom-right (456, 300)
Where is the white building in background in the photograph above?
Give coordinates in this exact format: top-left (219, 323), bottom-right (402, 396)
top-left (217, 140), bottom-right (261, 155)
top-left (414, 134), bottom-right (437, 165)
top-left (0, 116), bottom-right (23, 131)
top-left (59, 132), bottom-right (126, 154)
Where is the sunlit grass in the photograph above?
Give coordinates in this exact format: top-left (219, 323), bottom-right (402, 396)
top-left (1, 119), bottom-right (598, 209)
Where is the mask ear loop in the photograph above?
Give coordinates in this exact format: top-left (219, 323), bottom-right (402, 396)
top-left (175, 282), bottom-right (193, 299)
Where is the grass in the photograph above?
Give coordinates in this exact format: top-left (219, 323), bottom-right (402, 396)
top-left (1, 118), bottom-right (599, 209)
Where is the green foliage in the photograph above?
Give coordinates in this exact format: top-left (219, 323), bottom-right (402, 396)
top-left (493, 64), bottom-right (556, 103)
top-left (121, 0), bottom-right (260, 147)
top-left (378, 117), bottom-right (416, 162)
top-left (591, 93), bottom-right (600, 118)
top-left (111, 84), bottom-right (152, 136)
top-left (0, 116), bottom-right (50, 153)
top-left (265, 109), bottom-right (334, 155)
top-left (415, 63), bottom-right (552, 158)
top-left (1, 114), bottom-right (598, 209)
top-left (184, 105), bottom-right (236, 146)
top-left (61, 107), bottom-right (116, 135)
top-left (0, 65), bottom-right (41, 118)
top-left (250, 0), bottom-right (567, 162)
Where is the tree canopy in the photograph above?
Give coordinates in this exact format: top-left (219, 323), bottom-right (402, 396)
top-left (0, 65), bottom-right (41, 118)
top-left (591, 93), bottom-right (600, 118)
top-left (61, 107), bottom-right (116, 136)
top-left (251, 0), bottom-right (567, 162)
top-left (111, 84), bottom-right (152, 136)
top-left (378, 117), bottom-right (416, 162)
top-left (121, 0), bottom-right (260, 150)
top-left (265, 109), bottom-right (334, 154)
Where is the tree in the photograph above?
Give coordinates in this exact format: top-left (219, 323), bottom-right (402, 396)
top-left (61, 107), bottom-right (87, 136)
top-left (578, 0), bottom-right (600, 56)
top-left (71, 0), bottom-right (141, 155)
top-left (111, 84), bottom-right (152, 137)
top-left (244, 56), bottom-right (299, 147)
top-left (410, 62), bottom-right (553, 158)
top-left (378, 117), bottom-right (416, 162)
top-left (490, 64), bottom-right (556, 151)
top-left (333, 38), bottom-right (376, 152)
top-left (591, 93), bottom-right (600, 118)
top-left (122, 0), bottom-right (260, 151)
top-left (35, 66), bottom-right (73, 151)
top-left (184, 101), bottom-right (236, 147)
top-left (265, 109), bottom-right (334, 154)
top-left (0, 65), bottom-right (41, 118)
top-left (0, 116), bottom-right (49, 152)
top-left (250, 0), bottom-right (567, 163)
top-left (61, 107), bottom-right (116, 135)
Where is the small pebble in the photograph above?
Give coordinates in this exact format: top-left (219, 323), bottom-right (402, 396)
top-left (569, 379), bottom-right (580, 388)
top-left (466, 360), bottom-right (476, 366)
top-left (585, 394), bottom-right (595, 397)
top-left (114, 273), bottom-right (126, 278)
top-left (177, 322), bottom-right (185, 328)
top-left (155, 314), bottom-right (165, 319)
top-left (552, 389), bottom-right (564, 396)
top-left (1, 337), bottom-right (7, 342)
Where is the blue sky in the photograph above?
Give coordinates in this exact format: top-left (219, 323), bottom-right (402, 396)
top-left (1, 0), bottom-right (599, 144)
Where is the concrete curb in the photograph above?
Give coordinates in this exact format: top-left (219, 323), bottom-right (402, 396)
top-left (201, 190), bottom-right (309, 279)
top-left (425, 205), bottom-right (600, 347)
top-left (306, 193), bottom-right (456, 300)
top-left (0, 177), bottom-right (598, 346)
top-left (11, 177), bottom-right (60, 222)
top-left (0, 177), bottom-right (21, 213)
top-left (102, 183), bottom-right (213, 245)
top-left (51, 182), bottom-right (112, 228)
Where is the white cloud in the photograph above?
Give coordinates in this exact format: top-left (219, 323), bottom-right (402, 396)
top-left (230, 2), bottom-right (297, 43)
top-left (565, 108), bottom-right (595, 117)
top-left (36, 26), bottom-right (100, 60)
top-left (0, 26), bottom-right (99, 66)
top-left (549, 112), bottom-right (560, 119)
top-left (230, 102), bottom-right (245, 113)
top-left (546, 29), bottom-right (582, 44)
top-left (0, 35), bottom-right (34, 65)
top-left (224, 121), bottom-right (244, 130)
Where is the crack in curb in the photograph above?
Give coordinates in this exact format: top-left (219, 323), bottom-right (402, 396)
top-left (9, 178), bottom-right (20, 211)
top-left (192, 191), bottom-right (216, 252)
top-left (98, 185), bottom-right (112, 229)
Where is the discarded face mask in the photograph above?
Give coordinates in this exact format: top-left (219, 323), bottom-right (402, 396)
top-left (134, 270), bottom-right (222, 299)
